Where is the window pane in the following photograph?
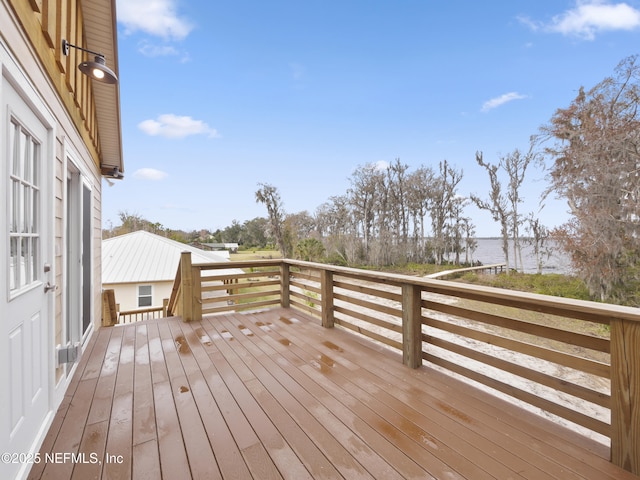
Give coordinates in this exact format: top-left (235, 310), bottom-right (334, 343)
top-left (10, 179), bottom-right (19, 233)
top-left (24, 185), bottom-right (31, 233)
top-left (31, 141), bottom-right (39, 185)
top-left (138, 296), bottom-right (152, 307)
top-left (23, 133), bottom-right (31, 183)
top-left (10, 237), bottom-right (18, 290)
top-left (11, 121), bottom-right (20, 176)
top-left (31, 237), bottom-right (39, 283)
top-left (32, 189), bottom-right (39, 233)
top-left (138, 285), bottom-right (152, 307)
top-left (18, 129), bottom-right (27, 178)
top-left (22, 237), bottom-right (31, 284)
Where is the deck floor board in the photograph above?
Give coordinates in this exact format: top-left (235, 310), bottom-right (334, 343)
top-left (27, 308), bottom-right (637, 480)
top-left (262, 310), bottom-right (573, 479)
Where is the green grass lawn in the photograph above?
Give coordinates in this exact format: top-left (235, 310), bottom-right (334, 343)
top-left (229, 249), bottom-right (282, 262)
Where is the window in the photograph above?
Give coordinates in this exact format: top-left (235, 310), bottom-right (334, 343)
top-left (9, 118), bottom-right (40, 292)
top-left (138, 285), bottom-right (152, 307)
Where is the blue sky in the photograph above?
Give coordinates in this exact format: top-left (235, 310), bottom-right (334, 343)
top-left (105, 0), bottom-right (640, 236)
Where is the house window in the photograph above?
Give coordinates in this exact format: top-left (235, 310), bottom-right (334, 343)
top-left (8, 118), bottom-right (40, 292)
top-left (138, 285), bottom-right (152, 307)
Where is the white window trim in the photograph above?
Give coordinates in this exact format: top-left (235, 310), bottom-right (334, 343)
top-left (137, 284), bottom-right (153, 308)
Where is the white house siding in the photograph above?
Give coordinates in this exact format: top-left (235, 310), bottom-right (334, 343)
top-left (110, 280), bottom-right (174, 313)
top-left (1, 2), bottom-right (112, 479)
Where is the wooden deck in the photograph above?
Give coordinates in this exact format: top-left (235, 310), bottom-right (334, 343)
top-left (28, 308), bottom-right (636, 479)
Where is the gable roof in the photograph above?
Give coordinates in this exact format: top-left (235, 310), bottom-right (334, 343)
top-left (103, 231), bottom-right (241, 284)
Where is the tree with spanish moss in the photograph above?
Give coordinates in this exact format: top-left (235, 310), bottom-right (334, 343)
top-left (541, 55), bottom-right (640, 304)
top-left (255, 183), bottom-right (289, 257)
top-left (471, 152), bottom-right (511, 271)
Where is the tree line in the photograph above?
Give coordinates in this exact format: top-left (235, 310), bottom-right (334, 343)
top-left (105, 56), bottom-right (639, 306)
top-left (255, 151), bottom-right (545, 271)
top-left (255, 55), bottom-right (640, 305)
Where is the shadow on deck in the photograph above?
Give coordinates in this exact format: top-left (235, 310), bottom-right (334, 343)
top-left (28, 308), bottom-right (636, 479)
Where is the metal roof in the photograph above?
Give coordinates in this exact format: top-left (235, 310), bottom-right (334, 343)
top-left (102, 231), bottom-right (242, 284)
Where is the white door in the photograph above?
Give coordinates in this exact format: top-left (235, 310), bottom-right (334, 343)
top-left (1, 77), bottom-right (52, 480)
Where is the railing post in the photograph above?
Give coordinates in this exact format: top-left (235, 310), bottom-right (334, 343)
top-left (162, 298), bottom-right (169, 317)
top-left (402, 283), bottom-right (422, 369)
top-left (280, 262), bottom-right (290, 308)
top-left (180, 251), bottom-right (194, 322)
top-left (320, 269), bottom-right (334, 328)
top-left (610, 318), bottom-right (640, 475)
top-left (192, 266), bottom-right (202, 322)
top-left (101, 289), bottom-right (117, 326)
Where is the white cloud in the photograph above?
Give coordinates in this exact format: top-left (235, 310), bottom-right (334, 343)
top-left (138, 42), bottom-right (178, 57)
top-left (117, 0), bottom-right (193, 40)
top-left (374, 160), bottom-right (389, 171)
top-left (138, 114), bottom-right (220, 139)
top-left (481, 92), bottom-right (528, 112)
top-left (133, 168), bottom-right (169, 180)
top-left (517, 15), bottom-right (541, 32)
top-left (519, 1), bottom-right (640, 40)
top-left (137, 41), bottom-right (191, 62)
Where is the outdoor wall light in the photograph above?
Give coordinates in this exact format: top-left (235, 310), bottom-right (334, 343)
top-left (101, 165), bottom-right (124, 179)
top-left (61, 39), bottom-right (118, 85)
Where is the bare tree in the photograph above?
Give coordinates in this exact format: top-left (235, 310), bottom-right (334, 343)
top-left (462, 216), bottom-right (477, 265)
top-left (471, 152), bottom-right (511, 271)
top-left (430, 160), bottom-right (463, 265)
top-left (348, 163), bottom-right (383, 257)
top-left (406, 166), bottom-right (435, 261)
top-left (503, 147), bottom-right (535, 271)
top-left (541, 55), bottom-right (640, 302)
top-left (387, 158), bottom-right (410, 246)
top-left (525, 212), bottom-right (549, 274)
top-left (315, 195), bottom-right (354, 264)
top-left (285, 211), bottom-right (316, 241)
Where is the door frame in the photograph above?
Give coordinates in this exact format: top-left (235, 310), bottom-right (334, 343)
top-left (59, 144), bottom-right (95, 389)
top-left (1, 40), bottom-right (56, 480)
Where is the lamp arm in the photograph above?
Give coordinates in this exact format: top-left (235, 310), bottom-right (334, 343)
top-left (62, 39), bottom-right (105, 59)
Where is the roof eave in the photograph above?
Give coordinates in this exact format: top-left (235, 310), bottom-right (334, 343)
top-left (81, 0), bottom-right (124, 177)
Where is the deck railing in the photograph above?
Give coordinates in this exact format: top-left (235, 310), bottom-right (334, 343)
top-left (117, 301), bottom-right (168, 324)
top-left (167, 251), bottom-right (640, 475)
top-left (102, 290), bottom-right (169, 325)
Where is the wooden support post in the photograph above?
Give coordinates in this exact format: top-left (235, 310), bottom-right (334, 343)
top-left (163, 298), bottom-right (169, 317)
top-left (180, 251), bottom-right (193, 322)
top-left (320, 269), bottom-right (334, 328)
top-left (192, 267), bottom-right (202, 322)
top-left (610, 318), bottom-right (640, 475)
top-left (280, 262), bottom-right (290, 308)
top-left (402, 283), bottom-right (422, 369)
top-left (101, 289), bottom-right (117, 326)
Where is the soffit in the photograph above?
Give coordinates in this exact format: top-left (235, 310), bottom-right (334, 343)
top-left (80, 0), bottom-right (123, 174)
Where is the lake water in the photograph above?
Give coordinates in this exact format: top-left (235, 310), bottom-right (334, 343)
top-left (466, 238), bottom-right (572, 275)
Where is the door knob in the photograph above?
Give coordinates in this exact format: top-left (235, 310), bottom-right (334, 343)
top-left (44, 282), bottom-right (58, 293)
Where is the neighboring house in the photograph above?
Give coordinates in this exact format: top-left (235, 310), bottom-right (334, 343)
top-left (0, 1), bottom-right (122, 479)
top-left (194, 241), bottom-right (240, 253)
top-left (103, 231), bottom-right (242, 313)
